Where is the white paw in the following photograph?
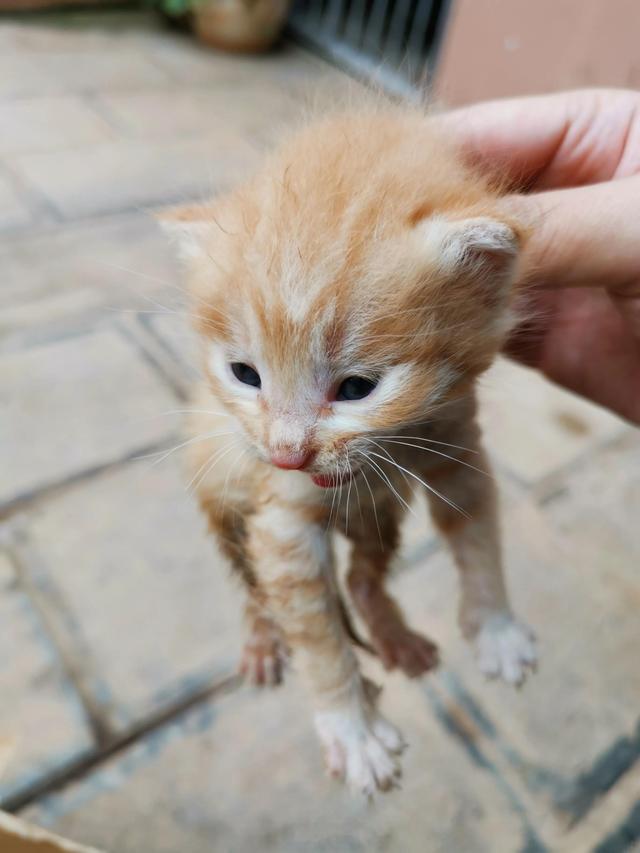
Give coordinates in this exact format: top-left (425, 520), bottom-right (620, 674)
top-left (475, 613), bottom-right (537, 686)
top-left (314, 708), bottom-right (406, 796)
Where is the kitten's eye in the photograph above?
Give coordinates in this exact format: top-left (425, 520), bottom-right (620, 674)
top-left (230, 362), bottom-right (261, 388)
top-left (336, 376), bottom-right (377, 401)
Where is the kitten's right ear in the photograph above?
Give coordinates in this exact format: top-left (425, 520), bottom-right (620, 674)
top-left (156, 204), bottom-right (217, 261)
top-left (418, 214), bottom-right (522, 284)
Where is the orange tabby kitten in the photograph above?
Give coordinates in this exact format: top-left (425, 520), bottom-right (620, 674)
top-left (161, 106), bottom-right (537, 795)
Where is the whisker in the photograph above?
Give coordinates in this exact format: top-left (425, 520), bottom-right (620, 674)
top-left (354, 450), bottom-right (414, 517)
top-left (376, 434), bottom-right (478, 454)
top-left (135, 430), bottom-right (235, 465)
top-left (353, 463), bottom-right (364, 530)
top-left (359, 464), bottom-right (383, 549)
top-left (158, 409), bottom-right (230, 418)
top-left (186, 439), bottom-right (240, 494)
top-left (367, 451), bottom-right (468, 519)
top-left (344, 450), bottom-right (353, 536)
top-left (325, 461), bottom-right (340, 532)
top-left (374, 439), bottom-right (489, 477)
top-left (218, 447), bottom-right (249, 511)
top-left (368, 440), bottom-right (412, 491)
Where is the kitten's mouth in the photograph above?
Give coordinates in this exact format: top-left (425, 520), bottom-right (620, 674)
top-left (311, 471), bottom-right (355, 489)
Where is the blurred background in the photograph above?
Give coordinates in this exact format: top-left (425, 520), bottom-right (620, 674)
top-left (1, 1), bottom-right (639, 851)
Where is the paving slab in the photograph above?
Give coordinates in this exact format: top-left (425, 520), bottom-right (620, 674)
top-left (18, 456), bottom-right (245, 733)
top-left (0, 96), bottom-right (112, 156)
top-left (0, 12), bottom-right (164, 54)
top-left (0, 327), bottom-right (178, 507)
top-left (0, 551), bottom-right (93, 804)
top-left (96, 84), bottom-right (302, 143)
top-left (392, 488), bottom-right (640, 828)
top-left (10, 131), bottom-right (259, 220)
top-left (547, 430), bottom-right (640, 566)
top-left (0, 50), bottom-right (171, 100)
top-left (478, 358), bottom-right (626, 485)
top-left (147, 36), bottom-right (335, 92)
top-left (0, 169), bottom-right (38, 232)
top-left (21, 676), bottom-right (535, 853)
top-left (0, 213), bottom-right (180, 318)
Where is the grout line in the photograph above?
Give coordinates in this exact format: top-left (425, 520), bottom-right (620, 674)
top-left (3, 675), bottom-right (241, 814)
top-left (7, 547), bottom-right (113, 749)
top-left (0, 434), bottom-right (180, 522)
top-left (117, 319), bottom-right (189, 402)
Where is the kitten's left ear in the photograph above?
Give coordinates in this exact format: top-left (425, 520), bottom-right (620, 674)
top-left (419, 215), bottom-right (522, 286)
top-left (156, 204), bottom-right (217, 261)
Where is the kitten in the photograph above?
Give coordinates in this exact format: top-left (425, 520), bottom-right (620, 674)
top-left (160, 105), bottom-right (537, 796)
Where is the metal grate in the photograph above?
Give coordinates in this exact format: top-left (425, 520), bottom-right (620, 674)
top-left (288, 0), bottom-right (451, 96)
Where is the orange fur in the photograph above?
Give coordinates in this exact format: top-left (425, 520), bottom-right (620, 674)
top-left (160, 104), bottom-right (537, 796)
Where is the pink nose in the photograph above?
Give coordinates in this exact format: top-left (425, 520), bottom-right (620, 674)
top-left (270, 448), bottom-right (312, 470)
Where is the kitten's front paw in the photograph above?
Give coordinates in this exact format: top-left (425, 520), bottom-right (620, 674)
top-left (474, 613), bottom-right (537, 686)
top-left (315, 707), bottom-right (405, 797)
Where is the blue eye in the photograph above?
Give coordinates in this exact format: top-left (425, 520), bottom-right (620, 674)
top-left (336, 376), bottom-right (377, 401)
top-left (231, 362), bottom-right (261, 388)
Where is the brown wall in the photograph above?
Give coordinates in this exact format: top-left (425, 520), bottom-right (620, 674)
top-left (436, 0), bottom-right (640, 105)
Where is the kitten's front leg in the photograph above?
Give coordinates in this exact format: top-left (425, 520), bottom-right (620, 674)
top-left (247, 484), bottom-right (405, 795)
top-left (346, 508), bottom-right (439, 677)
top-left (422, 421), bottom-right (537, 686)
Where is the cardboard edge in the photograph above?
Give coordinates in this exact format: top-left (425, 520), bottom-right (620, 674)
top-left (0, 810), bottom-right (103, 853)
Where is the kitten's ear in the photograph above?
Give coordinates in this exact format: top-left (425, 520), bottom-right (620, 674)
top-left (418, 215), bottom-right (522, 285)
top-left (156, 204), bottom-right (217, 261)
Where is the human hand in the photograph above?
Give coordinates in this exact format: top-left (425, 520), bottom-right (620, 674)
top-left (443, 89), bottom-right (640, 424)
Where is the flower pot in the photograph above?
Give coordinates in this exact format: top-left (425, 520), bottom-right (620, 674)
top-left (193, 0), bottom-right (291, 53)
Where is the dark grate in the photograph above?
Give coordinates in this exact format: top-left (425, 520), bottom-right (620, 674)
top-left (288, 0), bottom-right (451, 96)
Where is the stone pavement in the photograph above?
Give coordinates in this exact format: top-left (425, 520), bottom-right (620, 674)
top-left (1, 10), bottom-right (639, 853)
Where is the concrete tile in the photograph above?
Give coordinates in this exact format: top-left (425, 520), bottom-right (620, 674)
top-left (148, 37), bottom-right (329, 90)
top-left (22, 678), bottom-right (532, 852)
top-left (547, 430), bottom-right (640, 568)
top-left (96, 85), bottom-right (300, 141)
top-left (0, 213), bottom-right (180, 318)
top-left (11, 133), bottom-right (259, 220)
top-left (0, 328), bottom-right (177, 506)
top-left (0, 97), bottom-right (112, 156)
top-left (0, 551), bottom-right (93, 803)
top-left (552, 764), bottom-right (640, 853)
top-left (0, 51), bottom-right (170, 100)
top-left (0, 170), bottom-right (37, 232)
top-left (478, 358), bottom-right (625, 484)
top-left (1, 289), bottom-right (106, 350)
top-left (0, 13), bottom-right (163, 54)
top-left (19, 457), bottom-right (244, 732)
top-left (392, 490), bottom-right (640, 821)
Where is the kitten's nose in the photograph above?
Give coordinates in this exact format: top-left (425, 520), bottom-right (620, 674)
top-left (270, 448), bottom-right (312, 470)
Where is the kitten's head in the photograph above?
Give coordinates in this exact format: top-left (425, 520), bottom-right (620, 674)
top-left (162, 110), bottom-right (525, 488)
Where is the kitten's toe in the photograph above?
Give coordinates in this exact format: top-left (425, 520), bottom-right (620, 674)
top-left (315, 709), bottom-right (404, 797)
top-left (239, 636), bottom-right (288, 687)
top-left (374, 624), bottom-right (439, 678)
top-left (474, 613), bottom-right (537, 686)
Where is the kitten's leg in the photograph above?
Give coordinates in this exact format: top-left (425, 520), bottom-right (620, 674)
top-left (247, 491), bottom-right (405, 795)
top-left (239, 594), bottom-right (289, 686)
top-left (420, 422), bottom-right (537, 686)
top-left (200, 500), bottom-right (288, 686)
top-left (346, 509), bottom-right (439, 677)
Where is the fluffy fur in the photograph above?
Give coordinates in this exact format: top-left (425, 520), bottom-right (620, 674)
top-left (161, 105), bottom-right (537, 796)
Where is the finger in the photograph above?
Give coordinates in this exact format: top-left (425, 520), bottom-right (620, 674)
top-left (439, 89), bottom-right (640, 188)
top-left (502, 175), bottom-right (640, 293)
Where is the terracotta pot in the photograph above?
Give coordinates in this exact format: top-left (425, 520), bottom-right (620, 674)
top-left (193, 0), bottom-right (291, 53)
